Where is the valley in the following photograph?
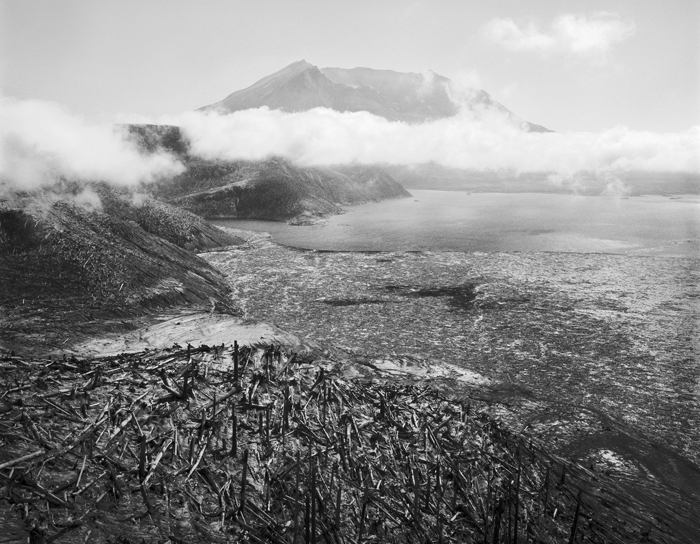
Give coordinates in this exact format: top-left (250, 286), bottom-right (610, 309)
top-left (1, 45), bottom-right (698, 542)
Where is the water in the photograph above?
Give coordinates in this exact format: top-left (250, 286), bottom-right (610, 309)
top-left (211, 190), bottom-right (700, 256)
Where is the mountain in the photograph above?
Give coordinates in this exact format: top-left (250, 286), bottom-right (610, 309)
top-left (199, 60), bottom-right (551, 132)
top-left (127, 125), bottom-right (411, 222)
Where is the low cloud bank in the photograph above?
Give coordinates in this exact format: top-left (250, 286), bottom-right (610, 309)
top-left (164, 107), bottom-right (699, 175)
top-left (2, 95), bottom-right (697, 197)
top-left (0, 96), bottom-right (183, 193)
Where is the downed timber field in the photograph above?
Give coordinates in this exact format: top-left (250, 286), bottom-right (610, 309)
top-left (202, 228), bottom-right (700, 542)
top-left (205, 230), bottom-right (700, 467)
top-left (1, 223), bottom-right (699, 543)
top-left (1, 342), bottom-right (697, 543)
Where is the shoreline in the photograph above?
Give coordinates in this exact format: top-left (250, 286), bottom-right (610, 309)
top-left (219, 228), bottom-right (700, 260)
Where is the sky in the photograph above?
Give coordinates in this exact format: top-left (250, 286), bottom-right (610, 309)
top-left (0, 1), bottom-right (698, 194)
top-left (1, 0), bottom-right (698, 133)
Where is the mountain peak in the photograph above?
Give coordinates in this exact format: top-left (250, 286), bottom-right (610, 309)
top-left (292, 59), bottom-right (313, 68)
top-left (242, 60), bottom-right (317, 90)
top-left (199, 62), bottom-right (551, 130)
top-left (275, 59), bottom-right (315, 77)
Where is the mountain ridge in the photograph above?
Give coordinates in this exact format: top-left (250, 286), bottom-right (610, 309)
top-left (200, 60), bottom-right (551, 131)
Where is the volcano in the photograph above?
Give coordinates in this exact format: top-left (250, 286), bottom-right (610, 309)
top-left (199, 60), bottom-right (551, 132)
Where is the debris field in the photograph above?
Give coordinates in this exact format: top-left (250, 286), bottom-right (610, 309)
top-left (1, 343), bottom-right (690, 543)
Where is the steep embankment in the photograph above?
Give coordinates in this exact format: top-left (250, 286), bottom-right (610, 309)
top-left (127, 124), bottom-right (411, 222)
top-left (0, 184), bottom-right (243, 353)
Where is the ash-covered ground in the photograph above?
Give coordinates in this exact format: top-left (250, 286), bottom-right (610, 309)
top-left (2, 213), bottom-right (699, 542)
top-left (205, 229), bottom-right (700, 520)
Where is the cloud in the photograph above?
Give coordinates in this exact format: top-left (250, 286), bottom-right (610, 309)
top-left (483, 12), bottom-right (635, 56)
top-left (159, 106), bottom-right (699, 175)
top-left (448, 70), bottom-right (484, 95)
top-left (482, 18), bottom-right (555, 51)
top-left (417, 70), bottom-right (437, 98)
top-left (553, 13), bottom-right (636, 54)
top-left (2, 95), bottom-right (696, 201)
top-left (0, 96), bottom-right (184, 193)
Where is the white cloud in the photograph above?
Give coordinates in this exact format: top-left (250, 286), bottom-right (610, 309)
top-left (449, 69), bottom-right (484, 92)
top-left (552, 12), bottom-right (636, 54)
top-left (483, 12), bottom-right (635, 57)
top-left (482, 18), bottom-right (555, 51)
top-left (159, 106), bottom-right (699, 175)
top-left (2, 95), bottom-right (696, 200)
top-left (417, 70), bottom-right (437, 98)
top-left (0, 96), bottom-right (184, 192)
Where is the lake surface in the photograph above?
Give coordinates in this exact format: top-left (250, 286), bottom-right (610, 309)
top-left (212, 191), bottom-right (700, 256)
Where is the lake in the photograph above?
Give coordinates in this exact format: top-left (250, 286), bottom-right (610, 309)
top-left (211, 190), bottom-right (700, 256)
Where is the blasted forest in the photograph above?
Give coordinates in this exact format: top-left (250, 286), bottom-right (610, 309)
top-left (1, 51), bottom-right (699, 544)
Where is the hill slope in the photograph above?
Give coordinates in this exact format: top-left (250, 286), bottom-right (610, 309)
top-left (0, 185), bottom-right (243, 353)
top-left (126, 124), bottom-right (412, 222)
top-left (150, 156), bottom-right (411, 221)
